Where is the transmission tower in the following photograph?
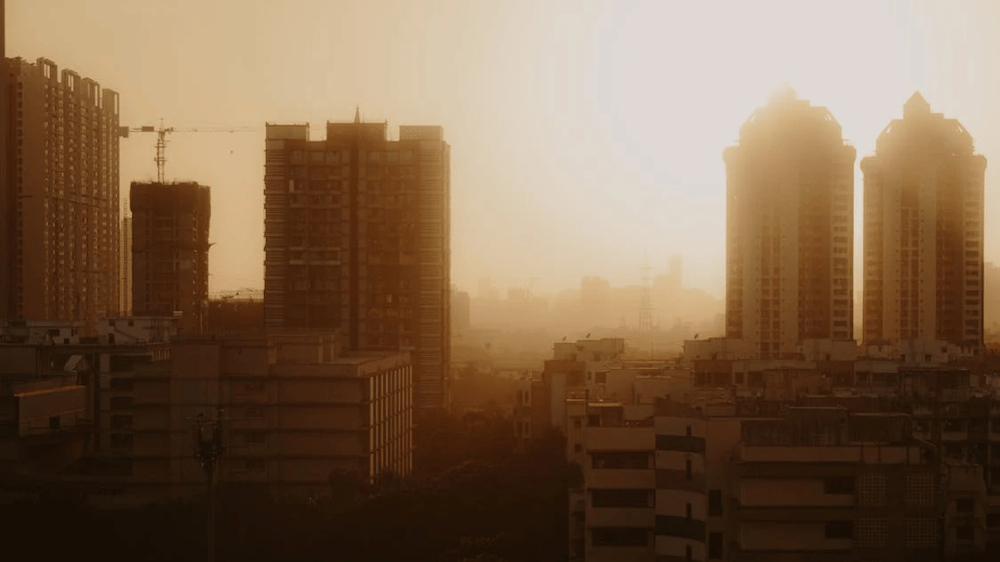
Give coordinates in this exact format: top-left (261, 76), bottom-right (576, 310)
top-left (638, 253), bottom-right (653, 333)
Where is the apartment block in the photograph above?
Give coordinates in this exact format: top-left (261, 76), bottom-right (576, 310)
top-left (130, 182), bottom-right (211, 334)
top-left (724, 88), bottom-right (856, 359)
top-left (263, 115), bottom-right (450, 412)
top-left (2, 57), bottom-right (121, 330)
top-left (566, 397), bottom-right (986, 562)
top-left (732, 409), bottom-right (981, 561)
top-left (862, 93), bottom-right (988, 359)
top-left (171, 332), bottom-right (413, 498)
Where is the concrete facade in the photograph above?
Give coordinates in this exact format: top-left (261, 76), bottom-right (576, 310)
top-left (566, 396), bottom-right (986, 562)
top-left (724, 88), bottom-right (856, 359)
top-left (2, 57), bottom-right (120, 330)
top-left (263, 117), bottom-right (449, 413)
top-left (861, 93), bottom-right (987, 358)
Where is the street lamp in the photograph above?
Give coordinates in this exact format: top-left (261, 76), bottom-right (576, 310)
top-left (192, 411), bottom-right (225, 562)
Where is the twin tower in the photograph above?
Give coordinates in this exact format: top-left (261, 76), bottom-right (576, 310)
top-left (724, 89), bottom-right (986, 361)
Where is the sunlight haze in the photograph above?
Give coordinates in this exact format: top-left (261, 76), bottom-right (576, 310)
top-left (9, 0), bottom-right (999, 299)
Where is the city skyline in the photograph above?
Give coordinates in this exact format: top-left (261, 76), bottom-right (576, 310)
top-left (8, 0), bottom-right (1000, 298)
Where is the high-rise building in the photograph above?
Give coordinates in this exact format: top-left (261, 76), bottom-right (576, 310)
top-left (861, 93), bottom-right (987, 358)
top-left (2, 57), bottom-right (121, 329)
top-left (264, 114), bottom-right (450, 412)
top-left (130, 182), bottom-right (211, 334)
top-left (0, 1), bottom-right (8, 321)
top-left (120, 211), bottom-right (132, 317)
top-left (723, 88), bottom-right (856, 359)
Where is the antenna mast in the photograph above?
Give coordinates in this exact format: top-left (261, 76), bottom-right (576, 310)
top-left (638, 252), bottom-right (653, 333)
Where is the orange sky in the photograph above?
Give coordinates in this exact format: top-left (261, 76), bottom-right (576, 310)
top-left (8, 0), bottom-right (1000, 298)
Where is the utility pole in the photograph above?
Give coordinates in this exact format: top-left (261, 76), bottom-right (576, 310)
top-left (192, 412), bottom-right (224, 562)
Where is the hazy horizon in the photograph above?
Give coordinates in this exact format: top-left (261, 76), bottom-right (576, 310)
top-left (9, 0), bottom-right (1000, 300)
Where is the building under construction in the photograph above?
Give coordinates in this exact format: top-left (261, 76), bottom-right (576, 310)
top-left (264, 113), bottom-right (451, 413)
top-left (130, 182), bottom-right (211, 334)
top-left (2, 57), bottom-right (121, 329)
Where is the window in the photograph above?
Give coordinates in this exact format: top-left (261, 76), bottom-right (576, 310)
top-left (245, 431), bottom-right (266, 445)
top-left (245, 459), bottom-right (265, 473)
top-left (110, 415), bottom-right (133, 429)
top-left (825, 521), bottom-right (854, 539)
top-left (824, 476), bottom-right (855, 495)
top-left (247, 406), bottom-right (264, 419)
top-left (591, 489), bottom-right (652, 508)
top-left (110, 396), bottom-right (134, 410)
top-left (708, 489), bottom-right (723, 516)
top-left (110, 434), bottom-right (134, 449)
top-left (49, 416), bottom-right (60, 430)
top-left (591, 527), bottom-right (648, 547)
top-left (109, 378), bottom-right (134, 391)
top-left (708, 532), bottom-right (723, 559)
top-left (244, 380), bottom-right (266, 392)
top-left (956, 499), bottom-right (974, 513)
top-left (956, 526), bottom-right (974, 541)
top-left (591, 452), bottom-right (649, 469)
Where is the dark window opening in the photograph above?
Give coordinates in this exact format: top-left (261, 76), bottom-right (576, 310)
top-left (708, 489), bottom-right (723, 516)
top-left (110, 433), bottom-right (134, 449)
top-left (824, 476), bottom-right (855, 495)
top-left (591, 527), bottom-right (648, 547)
top-left (709, 532), bottom-right (723, 559)
top-left (824, 520), bottom-right (853, 539)
top-left (591, 489), bottom-right (653, 508)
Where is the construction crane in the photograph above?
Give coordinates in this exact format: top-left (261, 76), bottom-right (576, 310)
top-left (119, 121), bottom-right (259, 183)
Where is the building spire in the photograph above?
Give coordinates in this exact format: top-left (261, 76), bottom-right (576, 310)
top-left (354, 105), bottom-right (361, 124)
top-left (903, 91), bottom-right (931, 118)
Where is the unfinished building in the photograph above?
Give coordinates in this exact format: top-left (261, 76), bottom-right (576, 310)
top-left (130, 182), bottom-right (211, 334)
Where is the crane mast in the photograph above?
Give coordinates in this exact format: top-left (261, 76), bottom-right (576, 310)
top-left (120, 122), bottom-right (258, 183)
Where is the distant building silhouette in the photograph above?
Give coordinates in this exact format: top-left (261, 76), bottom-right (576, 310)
top-left (580, 276), bottom-right (612, 328)
top-left (2, 57), bottom-right (121, 330)
top-left (264, 118), bottom-right (450, 412)
top-left (130, 182), bottom-right (211, 334)
top-left (451, 286), bottom-right (470, 336)
top-left (724, 88), bottom-right (857, 359)
top-left (861, 93), bottom-right (987, 359)
top-left (206, 295), bottom-right (265, 334)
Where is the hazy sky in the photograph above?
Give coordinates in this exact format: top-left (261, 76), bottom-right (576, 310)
top-left (9, 0), bottom-right (1000, 298)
